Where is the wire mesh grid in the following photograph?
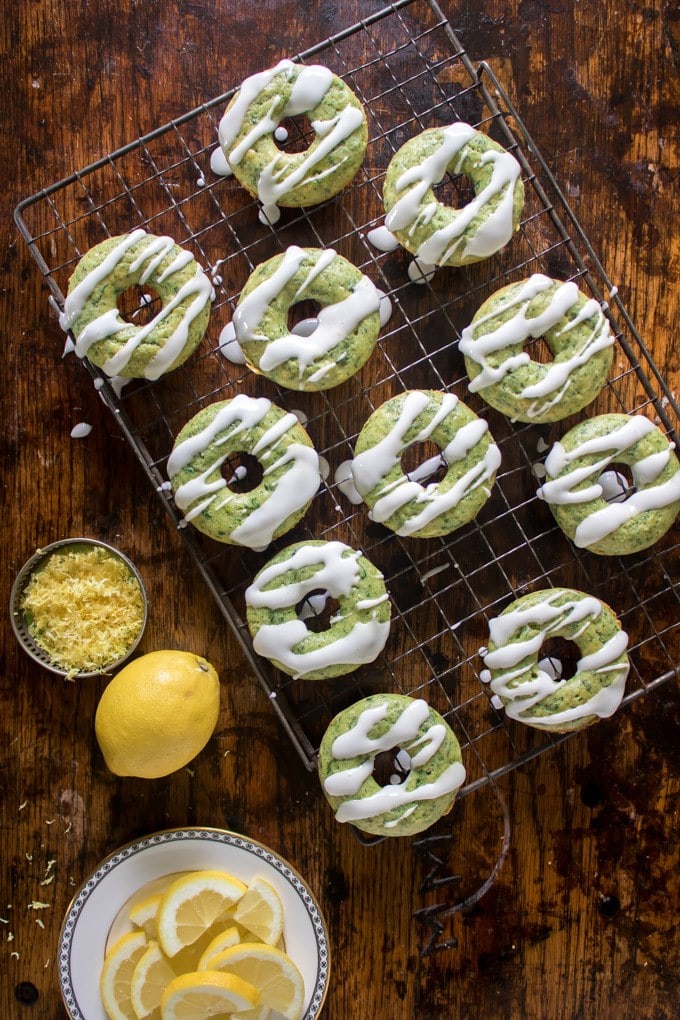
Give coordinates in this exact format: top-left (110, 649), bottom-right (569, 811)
top-left (15, 0), bottom-right (680, 812)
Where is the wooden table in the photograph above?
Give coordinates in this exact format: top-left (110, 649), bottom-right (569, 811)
top-left (2, 1), bottom-right (678, 1017)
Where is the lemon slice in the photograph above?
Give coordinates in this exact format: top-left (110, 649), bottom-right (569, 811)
top-left (197, 926), bottom-right (241, 970)
top-left (157, 870), bottom-right (248, 958)
top-left (129, 940), bottom-right (176, 1018)
top-left (100, 930), bottom-right (149, 1020)
top-left (129, 893), bottom-right (164, 939)
top-left (231, 878), bottom-right (283, 946)
top-left (160, 970), bottom-right (260, 1019)
top-left (208, 943), bottom-right (305, 1020)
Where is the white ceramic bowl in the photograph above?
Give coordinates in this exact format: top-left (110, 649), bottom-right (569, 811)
top-left (58, 827), bottom-right (330, 1019)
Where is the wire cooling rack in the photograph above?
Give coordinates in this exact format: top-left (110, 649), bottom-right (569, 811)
top-left (15, 0), bottom-right (680, 810)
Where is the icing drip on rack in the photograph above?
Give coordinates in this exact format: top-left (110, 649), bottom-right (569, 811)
top-left (458, 274), bottom-right (614, 418)
top-left (245, 541), bottom-right (390, 678)
top-left (483, 591), bottom-right (629, 727)
top-left (233, 245), bottom-right (381, 382)
top-left (351, 391), bottom-right (501, 536)
top-left (217, 60), bottom-right (364, 223)
top-left (385, 122), bottom-right (522, 265)
top-left (323, 699), bottom-right (466, 824)
top-left (59, 229), bottom-right (212, 381)
top-left (167, 394), bottom-right (320, 548)
top-left (537, 416), bottom-right (680, 548)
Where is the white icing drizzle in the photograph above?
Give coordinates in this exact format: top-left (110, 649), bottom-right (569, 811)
top-left (245, 541), bottom-right (389, 678)
top-left (218, 60), bottom-right (362, 221)
top-left (167, 394), bottom-right (320, 548)
top-left (484, 591), bottom-right (629, 727)
top-left (210, 146), bottom-right (232, 176)
top-left (407, 258), bottom-right (436, 285)
top-left (366, 226), bottom-right (400, 252)
top-left (351, 391), bottom-right (500, 536)
top-left (323, 699), bottom-right (465, 823)
top-left (375, 289), bottom-right (393, 328)
top-left (70, 422), bottom-right (92, 439)
top-left (385, 122), bottom-right (521, 265)
top-left (459, 274), bottom-right (614, 415)
top-left (597, 469), bottom-right (629, 504)
top-left (218, 322), bottom-right (247, 365)
top-left (537, 416), bottom-right (680, 548)
top-left (334, 459), bottom-right (363, 504)
top-left (274, 125), bottom-right (289, 143)
top-left (60, 229), bottom-right (212, 381)
top-left (233, 245), bottom-right (381, 380)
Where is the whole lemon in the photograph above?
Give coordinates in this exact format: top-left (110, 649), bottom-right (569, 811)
top-left (95, 650), bottom-right (220, 778)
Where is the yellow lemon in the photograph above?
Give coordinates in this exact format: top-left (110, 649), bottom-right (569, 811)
top-left (208, 942), bottom-right (304, 1020)
top-left (100, 930), bottom-right (149, 1020)
top-left (95, 651), bottom-right (220, 778)
top-left (156, 870), bottom-right (248, 958)
top-left (232, 878), bottom-right (284, 946)
top-left (160, 971), bottom-right (260, 1019)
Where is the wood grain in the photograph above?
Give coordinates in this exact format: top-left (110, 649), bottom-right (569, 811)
top-left (1, 1), bottom-right (678, 1018)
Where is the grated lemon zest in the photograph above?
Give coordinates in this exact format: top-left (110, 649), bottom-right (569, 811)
top-left (20, 547), bottom-right (145, 675)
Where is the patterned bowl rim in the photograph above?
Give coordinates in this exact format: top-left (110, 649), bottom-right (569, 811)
top-left (9, 537), bottom-right (148, 678)
top-left (58, 826), bottom-right (331, 1020)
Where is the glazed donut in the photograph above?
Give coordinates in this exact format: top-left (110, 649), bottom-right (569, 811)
top-left (59, 229), bottom-right (212, 380)
top-left (167, 395), bottom-right (320, 549)
top-left (481, 588), bottom-right (630, 733)
top-left (350, 389), bottom-right (501, 538)
top-left (217, 59), bottom-right (368, 223)
top-left (459, 274), bottom-right (614, 423)
top-left (382, 122), bottom-right (524, 268)
top-left (536, 413), bottom-right (680, 555)
top-left (232, 246), bottom-right (382, 391)
top-left (245, 540), bottom-right (391, 680)
top-left (318, 693), bottom-right (466, 837)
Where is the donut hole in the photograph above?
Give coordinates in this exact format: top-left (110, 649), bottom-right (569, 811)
top-left (537, 637), bottom-right (581, 682)
top-left (221, 452), bottom-right (264, 493)
top-left (401, 440), bottom-right (448, 486)
top-left (597, 463), bottom-right (635, 503)
top-left (117, 285), bottom-right (162, 326)
top-left (295, 588), bottom-right (341, 633)
top-left (371, 747), bottom-right (411, 787)
top-left (525, 334), bottom-right (555, 365)
top-left (274, 115), bottom-right (314, 153)
top-left (287, 299), bottom-right (322, 337)
top-left (434, 172), bottom-right (476, 209)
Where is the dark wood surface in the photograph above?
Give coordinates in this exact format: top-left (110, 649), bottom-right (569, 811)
top-left (1, 1), bottom-right (678, 1017)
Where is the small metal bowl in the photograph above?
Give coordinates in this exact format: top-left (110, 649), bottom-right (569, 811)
top-left (10, 538), bottom-right (148, 679)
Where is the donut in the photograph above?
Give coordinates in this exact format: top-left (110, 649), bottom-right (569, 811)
top-left (459, 274), bottom-right (615, 423)
top-left (217, 59), bottom-right (368, 223)
top-left (350, 389), bottom-right (501, 538)
top-left (59, 229), bottom-right (212, 380)
top-left (382, 122), bottom-right (524, 268)
top-left (480, 588), bottom-right (630, 732)
top-left (536, 413), bottom-right (680, 555)
top-left (232, 246), bottom-right (382, 391)
top-left (318, 694), bottom-right (466, 836)
top-left (167, 395), bottom-right (320, 549)
top-left (245, 540), bottom-right (391, 680)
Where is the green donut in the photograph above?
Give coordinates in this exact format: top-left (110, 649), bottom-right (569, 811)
top-left (232, 246), bottom-right (382, 391)
top-left (482, 588), bottom-right (630, 733)
top-left (351, 389), bottom-right (501, 538)
top-left (245, 540), bottom-right (391, 680)
top-left (382, 123), bottom-right (524, 267)
top-left (318, 693), bottom-right (466, 837)
top-left (459, 274), bottom-right (614, 423)
top-left (59, 229), bottom-right (212, 380)
top-left (167, 395), bottom-right (320, 550)
top-left (218, 59), bottom-right (367, 221)
top-left (537, 413), bottom-right (680, 555)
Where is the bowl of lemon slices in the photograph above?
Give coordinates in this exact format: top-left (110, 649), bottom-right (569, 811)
top-left (58, 828), bottom-right (330, 1020)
